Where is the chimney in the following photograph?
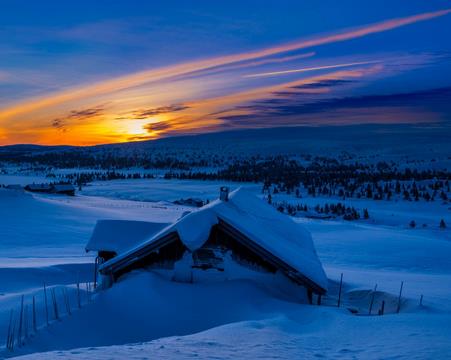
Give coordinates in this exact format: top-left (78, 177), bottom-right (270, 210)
top-left (219, 186), bottom-right (229, 201)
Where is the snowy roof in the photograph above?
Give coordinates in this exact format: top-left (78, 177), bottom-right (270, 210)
top-left (53, 184), bottom-right (75, 192)
top-left (25, 183), bottom-right (52, 190)
top-left (100, 188), bottom-right (328, 292)
top-left (86, 220), bottom-right (170, 254)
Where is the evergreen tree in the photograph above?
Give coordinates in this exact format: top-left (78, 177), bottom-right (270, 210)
top-left (395, 181), bottom-right (401, 194)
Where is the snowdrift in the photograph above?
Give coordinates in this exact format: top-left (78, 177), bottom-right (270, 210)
top-left (9, 270), bottom-right (451, 359)
top-left (4, 270), bottom-right (313, 357)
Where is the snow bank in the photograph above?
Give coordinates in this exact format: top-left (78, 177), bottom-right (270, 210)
top-left (5, 263), bottom-right (451, 359)
top-left (4, 271), bottom-right (308, 358)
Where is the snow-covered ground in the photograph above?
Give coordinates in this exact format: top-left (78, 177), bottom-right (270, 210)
top-left (0, 188), bottom-right (186, 259)
top-left (9, 272), bottom-right (451, 360)
top-left (0, 177), bottom-right (450, 359)
top-left (284, 192), bottom-right (451, 229)
top-left (79, 178), bottom-right (260, 202)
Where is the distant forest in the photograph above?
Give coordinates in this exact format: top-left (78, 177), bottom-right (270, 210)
top-left (1, 148), bottom-right (449, 203)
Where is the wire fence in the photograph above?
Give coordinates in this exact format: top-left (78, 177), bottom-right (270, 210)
top-left (5, 279), bottom-right (95, 353)
top-left (3, 272), bottom-right (425, 353)
top-left (319, 274), bottom-right (424, 316)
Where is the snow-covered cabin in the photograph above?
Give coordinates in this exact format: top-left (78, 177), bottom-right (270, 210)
top-left (24, 183), bottom-right (53, 193)
top-left (52, 184), bottom-right (76, 196)
top-left (24, 183), bottom-right (76, 196)
top-left (95, 188), bottom-right (328, 300)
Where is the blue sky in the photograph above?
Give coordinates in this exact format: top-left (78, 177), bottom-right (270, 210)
top-left (0, 0), bottom-right (450, 145)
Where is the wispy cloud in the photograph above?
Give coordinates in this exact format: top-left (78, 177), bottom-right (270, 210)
top-left (143, 122), bottom-right (172, 132)
top-left (292, 79), bottom-right (355, 89)
top-left (243, 60), bottom-right (380, 78)
top-left (50, 105), bottom-right (105, 132)
top-left (216, 87), bottom-right (451, 127)
top-left (51, 118), bottom-right (66, 131)
top-left (128, 104), bottom-right (189, 119)
top-left (66, 106), bottom-right (105, 120)
top-left (185, 52), bottom-right (317, 79)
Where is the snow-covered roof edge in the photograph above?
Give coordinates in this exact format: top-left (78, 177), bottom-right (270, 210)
top-left (86, 219), bottom-right (171, 254)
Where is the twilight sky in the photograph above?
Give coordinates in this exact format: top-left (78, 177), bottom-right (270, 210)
top-left (0, 0), bottom-right (450, 145)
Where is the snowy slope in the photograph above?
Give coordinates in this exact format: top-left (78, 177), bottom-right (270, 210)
top-left (0, 188), bottom-right (186, 259)
top-left (1, 179), bottom-right (451, 359)
top-left (6, 267), bottom-right (451, 359)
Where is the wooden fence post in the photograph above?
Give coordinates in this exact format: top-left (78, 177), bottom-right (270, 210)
top-left (51, 288), bottom-right (59, 320)
top-left (6, 309), bottom-right (13, 351)
top-left (43, 283), bottom-right (49, 326)
top-left (396, 281), bottom-right (404, 313)
top-left (368, 284), bottom-right (378, 315)
top-left (337, 273), bottom-right (343, 307)
top-left (17, 295), bottom-right (24, 346)
top-left (63, 288), bottom-right (71, 315)
top-left (24, 304), bottom-right (28, 340)
top-left (32, 295), bottom-right (37, 333)
top-left (11, 315), bottom-right (17, 351)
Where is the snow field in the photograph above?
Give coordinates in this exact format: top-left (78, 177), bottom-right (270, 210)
top-left (0, 178), bottom-right (449, 359)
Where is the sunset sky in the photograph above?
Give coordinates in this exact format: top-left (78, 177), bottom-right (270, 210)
top-left (1, 0), bottom-right (450, 145)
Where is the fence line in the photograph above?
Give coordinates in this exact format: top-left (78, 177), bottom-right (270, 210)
top-left (4, 281), bottom-right (95, 353)
top-left (3, 277), bottom-right (419, 353)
